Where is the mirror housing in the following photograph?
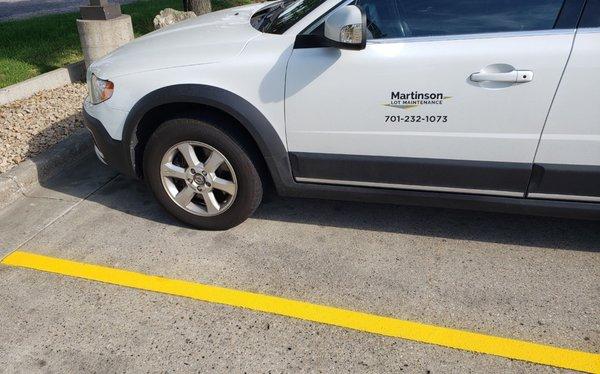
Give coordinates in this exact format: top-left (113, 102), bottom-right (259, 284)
top-left (323, 5), bottom-right (366, 50)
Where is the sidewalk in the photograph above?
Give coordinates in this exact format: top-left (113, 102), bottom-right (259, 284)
top-left (0, 0), bottom-right (135, 21)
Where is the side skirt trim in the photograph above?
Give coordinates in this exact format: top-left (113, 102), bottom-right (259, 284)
top-left (527, 163), bottom-right (600, 199)
top-left (295, 177), bottom-right (524, 198)
top-left (290, 152), bottom-right (532, 194)
top-left (528, 193), bottom-right (600, 203)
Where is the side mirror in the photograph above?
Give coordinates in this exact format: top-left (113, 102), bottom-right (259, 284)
top-left (323, 5), bottom-right (366, 50)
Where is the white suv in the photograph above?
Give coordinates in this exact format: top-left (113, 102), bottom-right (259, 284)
top-left (84, 0), bottom-right (600, 229)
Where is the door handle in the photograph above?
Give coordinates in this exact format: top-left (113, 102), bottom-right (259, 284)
top-left (470, 70), bottom-right (533, 83)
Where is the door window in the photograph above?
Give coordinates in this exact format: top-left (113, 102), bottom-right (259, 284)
top-left (352, 0), bottom-right (566, 39)
top-left (580, 0), bottom-right (600, 27)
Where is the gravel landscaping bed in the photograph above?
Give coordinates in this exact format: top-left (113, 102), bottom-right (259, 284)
top-left (0, 83), bottom-right (87, 173)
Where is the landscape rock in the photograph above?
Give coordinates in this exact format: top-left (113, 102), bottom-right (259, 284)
top-left (153, 8), bottom-right (197, 30)
top-left (0, 83), bottom-right (87, 173)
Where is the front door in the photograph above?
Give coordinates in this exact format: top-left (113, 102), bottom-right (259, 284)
top-left (285, 0), bottom-right (577, 197)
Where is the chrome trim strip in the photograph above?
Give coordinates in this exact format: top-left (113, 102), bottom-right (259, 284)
top-left (528, 193), bottom-right (600, 203)
top-left (295, 177), bottom-right (524, 197)
top-left (367, 29), bottom-right (574, 44)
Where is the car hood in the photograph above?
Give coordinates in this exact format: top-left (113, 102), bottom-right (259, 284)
top-left (90, 3), bottom-right (266, 78)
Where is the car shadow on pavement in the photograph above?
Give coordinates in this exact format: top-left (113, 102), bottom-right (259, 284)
top-left (89, 173), bottom-right (191, 228)
top-left (254, 194), bottom-right (600, 253)
top-left (35, 154), bottom-right (600, 254)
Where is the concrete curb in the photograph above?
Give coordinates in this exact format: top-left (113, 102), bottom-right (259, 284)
top-left (0, 130), bottom-right (93, 209)
top-left (0, 61), bottom-right (85, 106)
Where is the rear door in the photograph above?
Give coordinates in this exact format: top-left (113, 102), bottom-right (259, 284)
top-left (285, 0), bottom-right (581, 197)
top-left (530, 0), bottom-right (600, 202)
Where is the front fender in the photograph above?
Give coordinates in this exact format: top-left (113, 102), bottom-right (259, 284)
top-left (122, 84), bottom-right (295, 192)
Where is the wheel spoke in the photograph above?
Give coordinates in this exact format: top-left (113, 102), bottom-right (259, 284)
top-left (201, 191), bottom-right (220, 214)
top-left (162, 162), bottom-right (186, 180)
top-left (174, 186), bottom-right (196, 207)
top-left (177, 143), bottom-right (201, 168)
top-left (203, 150), bottom-right (225, 174)
top-left (212, 177), bottom-right (236, 195)
top-left (202, 191), bottom-right (221, 214)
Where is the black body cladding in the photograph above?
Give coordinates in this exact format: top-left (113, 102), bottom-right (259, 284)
top-left (290, 152), bottom-right (532, 194)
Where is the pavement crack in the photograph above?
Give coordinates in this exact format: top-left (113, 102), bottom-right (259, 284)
top-left (19, 193), bottom-right (73, 202)
top-left (28, 195), bottom-right (72, 202)
top-left (3, 173), bottom-right (74, 202)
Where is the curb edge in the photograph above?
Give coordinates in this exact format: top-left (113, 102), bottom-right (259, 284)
top-left (0, 130), bottom-right (93, 210)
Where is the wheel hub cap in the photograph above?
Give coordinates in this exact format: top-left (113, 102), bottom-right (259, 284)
top-left (192, 173), bottom-right (206, 186)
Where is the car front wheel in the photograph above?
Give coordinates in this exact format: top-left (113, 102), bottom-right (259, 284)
top-left (143, 116), bottom-right (263, 230)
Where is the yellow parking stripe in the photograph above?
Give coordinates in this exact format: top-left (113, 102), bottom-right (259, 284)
top-left (2, 251), bottom-right (599, 373)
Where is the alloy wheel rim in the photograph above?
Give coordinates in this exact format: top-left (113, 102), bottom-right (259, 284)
top-left (160, 141), bottom-right (237, 217)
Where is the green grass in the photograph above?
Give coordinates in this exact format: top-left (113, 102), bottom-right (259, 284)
top-left (0, 0), bottom-right (250, 89)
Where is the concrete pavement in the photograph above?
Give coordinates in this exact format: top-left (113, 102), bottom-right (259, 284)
top-left (0, 154), bottom-right (598, 372)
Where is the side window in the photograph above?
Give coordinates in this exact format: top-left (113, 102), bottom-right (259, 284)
top-left (580, 0), bottom-right (600, 28)
top-left (355, 0), bottom-right (405, 39)
top-left (353, 0), bottom-right (566, 40)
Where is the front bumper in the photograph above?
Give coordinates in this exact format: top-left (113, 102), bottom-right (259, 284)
top-left (83, 106), bottom-right (136, 178)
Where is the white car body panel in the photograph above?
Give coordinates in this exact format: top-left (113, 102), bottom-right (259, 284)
top-left (535, 28), bottom-right (600, 166)
top-left (84, 98), bottom-right (129, 140)
top-left (286, 31), bottom-right (575, 163)
top-left (91, 4), bottom-right (265, 79)
top-left (88, 2), bottom-right (294, 143)
top-left (92, 31), bottom-right (295, 144)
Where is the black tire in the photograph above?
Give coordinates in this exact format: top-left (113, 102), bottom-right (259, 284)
top-left (143, 116), bottom-right (263, 230)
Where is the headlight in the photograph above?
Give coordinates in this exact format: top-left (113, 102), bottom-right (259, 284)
top-left (88, 74), bottom-right (114, 104)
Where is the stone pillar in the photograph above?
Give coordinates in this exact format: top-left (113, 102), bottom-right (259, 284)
top-left (76, 1), bottom-right (134, 68)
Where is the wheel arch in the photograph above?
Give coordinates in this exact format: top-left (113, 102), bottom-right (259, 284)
top-left (122, 84), bottom-right (294, 192)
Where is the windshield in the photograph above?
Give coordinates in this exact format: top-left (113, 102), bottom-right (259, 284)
top-left (251, 0), bottom-right (328, 34)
